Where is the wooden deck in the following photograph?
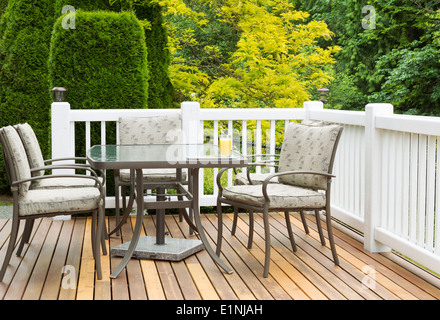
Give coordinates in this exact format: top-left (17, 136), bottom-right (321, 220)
top-left (1, 211), bottom-right (440, 301)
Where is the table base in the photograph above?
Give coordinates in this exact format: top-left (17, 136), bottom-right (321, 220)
top-left (110, 236), bottom-right (204, 261)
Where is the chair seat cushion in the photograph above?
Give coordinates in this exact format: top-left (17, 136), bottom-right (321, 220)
top-left (119, 169), bottom-right (187, 182)
top-left (32, 177), bottom-right (103, 189)
top-left (234, 172), bottom-right (279, 185)
top-left (223, 184), bottom-right (326, 209)
top-left (18, 187), bottom-right (101, 216)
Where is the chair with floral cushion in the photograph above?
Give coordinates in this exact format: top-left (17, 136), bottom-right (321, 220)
top-left (216, 122), bottom-right (343, 277)
top-left (230, 120), bottom-right (334, 247)
top-left (15, 123), bottom-right (105, 190)
top-left (0, 126), bottom-right (106, 282)
top-left (111, 114), bottom-right (187, 235)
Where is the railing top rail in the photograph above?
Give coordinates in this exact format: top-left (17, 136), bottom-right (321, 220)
top-left (69, 108), bottom-right (181, 122)
top-left (376, 113), bottom-right (440, 136)
top-left (199, 108), bottom-right (306, 121)
top-left (309, 109), bottom-right (366, 126)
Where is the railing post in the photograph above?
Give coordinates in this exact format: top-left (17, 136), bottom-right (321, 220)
top-left (51, 101), bottom-right (74, 174)
top-left (181, 101), bottom-right (201, 144)
top-left (303, 100), bottom-right (324, 120)
top-left (364, 103), bottom-right (393, 253)
top-left (51, 100), bottom-right (74, 221)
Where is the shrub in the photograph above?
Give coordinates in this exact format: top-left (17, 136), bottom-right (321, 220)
top-left (0, 0), bottom-right (55, 192)
top-left (136, 3), bottom-right (173, 108)
top-left (49, 10), bottom-right (149, 111)
top-left (54, 0), bottom-right (173, 109)
top-left (49, 10), bottom-right (149, 196)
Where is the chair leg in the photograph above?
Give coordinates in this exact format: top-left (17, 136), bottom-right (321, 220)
top-left (315, 210), bottom-right (326, 245)
top-left (231, 206), bottom-right (238, 236)
top-left (177, 194), bottom-right (184, 222)
top-left (299, 210), bottom-right (310, 234)
top-left (0, 218), bottom-right (20, 282)
top-left (284, 211), bottom-right (297, 253)
top-left (95, 205), bottom-right (105, 280)
top-left (114, 184), bottom-right (120, 236)
top-left (91, 211), bottom-right (97, 260)
top-left (247, 209), bottom-right (254, 249)
top-left (325, 207), bottom-right (339, 266)
top-left (100, 211), bottom-right (107, 256)
top-left (216, 199), bottom-right (223, 257)
top-left (262, 207), bottom-right (271, 278)
top-left (16, 219), bottom-right (33, 257)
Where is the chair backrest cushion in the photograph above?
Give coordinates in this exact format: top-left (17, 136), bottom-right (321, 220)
top-left (15, 123), bottom-right (45, 176)
top-left (278, 122), bottom-right (342, 190)
top-left (118, 114), bottom-right (182, 145)
top-left (0, 126), bottom-right (31, 194)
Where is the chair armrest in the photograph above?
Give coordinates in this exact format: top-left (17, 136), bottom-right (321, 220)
top-left (31, 165), bottom-right (99, 177)
top-left (12, 173), bottom-right (104, 191)
top-left (44, 157), bottom-right (88, 164)
top-left (216, 168), bottom-right (230, 193)
top-left (261, 170), bottom-right (335, 201)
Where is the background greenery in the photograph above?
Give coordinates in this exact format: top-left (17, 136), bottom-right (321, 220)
top-left (1, 0), bottom-right (440, 195)
top-left (0, 0), bottom-right (55, 192)
top-left (0, 0), bottom-right (173, 192)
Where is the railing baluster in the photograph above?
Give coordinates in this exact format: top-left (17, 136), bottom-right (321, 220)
top-left (101, 121), bottom-right (106, 145)
top-left (256, 120), bottom-right (261, 174)
top-left (426, 135), bottom-right (436, 252)
top-left (213, 120), bottom-right (219, 195)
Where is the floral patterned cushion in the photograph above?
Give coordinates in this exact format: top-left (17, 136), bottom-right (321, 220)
top-left (278, 123), bottom-right (341, 190)
top-left (33, 177), bottom-right (103, 189)
top-left (118, 114), bottom-right (182, 145)
top-left (223, 184), bottom-right (326, 209)
top-left (118, 114), bottom-right (184, 182)
top-left (119, 168), bottom-right (187, 182)
top-left (1, 126), bottom-right (32, 194)
top-left (15, 123), bottom-right (45, 177)
top-left (18, 187), bottom-right (101, 216)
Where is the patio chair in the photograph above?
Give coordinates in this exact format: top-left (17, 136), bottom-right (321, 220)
top-left (112, 114), bottom-right (187, 235)
top-left (0, 126), bottom-right (106, 281)
top-left (216, 122), bottom-right (343, 277)
top-left (15, 123), bottom-right (105, 189)
top-left (231, 120), bottom-right (333, 242)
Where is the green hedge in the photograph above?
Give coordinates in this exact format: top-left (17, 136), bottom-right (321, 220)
top-left (49, 10), bottom-right (149, 110)
top-left (49, 10), bottom-right (149, 197)
top-left (136, 3), bottom-right (173, 109)
top-left (53, 0), bottom-right (173, 109)
top-left (0, 0), bottom-right (55, 192)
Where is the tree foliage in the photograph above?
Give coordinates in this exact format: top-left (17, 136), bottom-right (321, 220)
top-left (164, 0), bottom-right (340, 108)
top-left (0, 0), bottom-right (55, 192)
top-left (298, 0), bottom-right (440, 114)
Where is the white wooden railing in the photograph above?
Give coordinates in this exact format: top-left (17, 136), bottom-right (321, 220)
top-left (51, 100), bottom-right (440, 275)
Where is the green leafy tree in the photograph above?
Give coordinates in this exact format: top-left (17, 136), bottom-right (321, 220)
top-left (0, 0), bottom-right (55, 192)
top-left (165, 0), bottom-right (340, 108)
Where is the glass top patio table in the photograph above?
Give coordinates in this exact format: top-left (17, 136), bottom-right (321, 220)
top-left (87, 144), bottom-right (247, 170)
top-left (87, 144), bottom-right (247, 279)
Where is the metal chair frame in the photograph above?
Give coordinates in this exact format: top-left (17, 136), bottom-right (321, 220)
top-left (0, 127), bottom-right (106, 282)
top-left (216, 126), bottom-right (343, 277)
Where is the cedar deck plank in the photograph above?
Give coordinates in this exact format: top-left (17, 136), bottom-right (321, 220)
top-left (0, 213), bottom-right (439, 300)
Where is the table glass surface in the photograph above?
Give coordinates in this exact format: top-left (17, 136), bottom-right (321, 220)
top-left (87, 144), bottom-right (246, 169)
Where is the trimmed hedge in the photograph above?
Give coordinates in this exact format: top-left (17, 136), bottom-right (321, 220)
top-left (49, 10), bottom-right (149, 163)
top-left (136, 3), bottom-right (173, 109)
top-left (53, 0), bottom-right (173, 109)
top-left (0, 0), bottom-right (55, 192)
top-left (49, 10), bottom-right (149, 110)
